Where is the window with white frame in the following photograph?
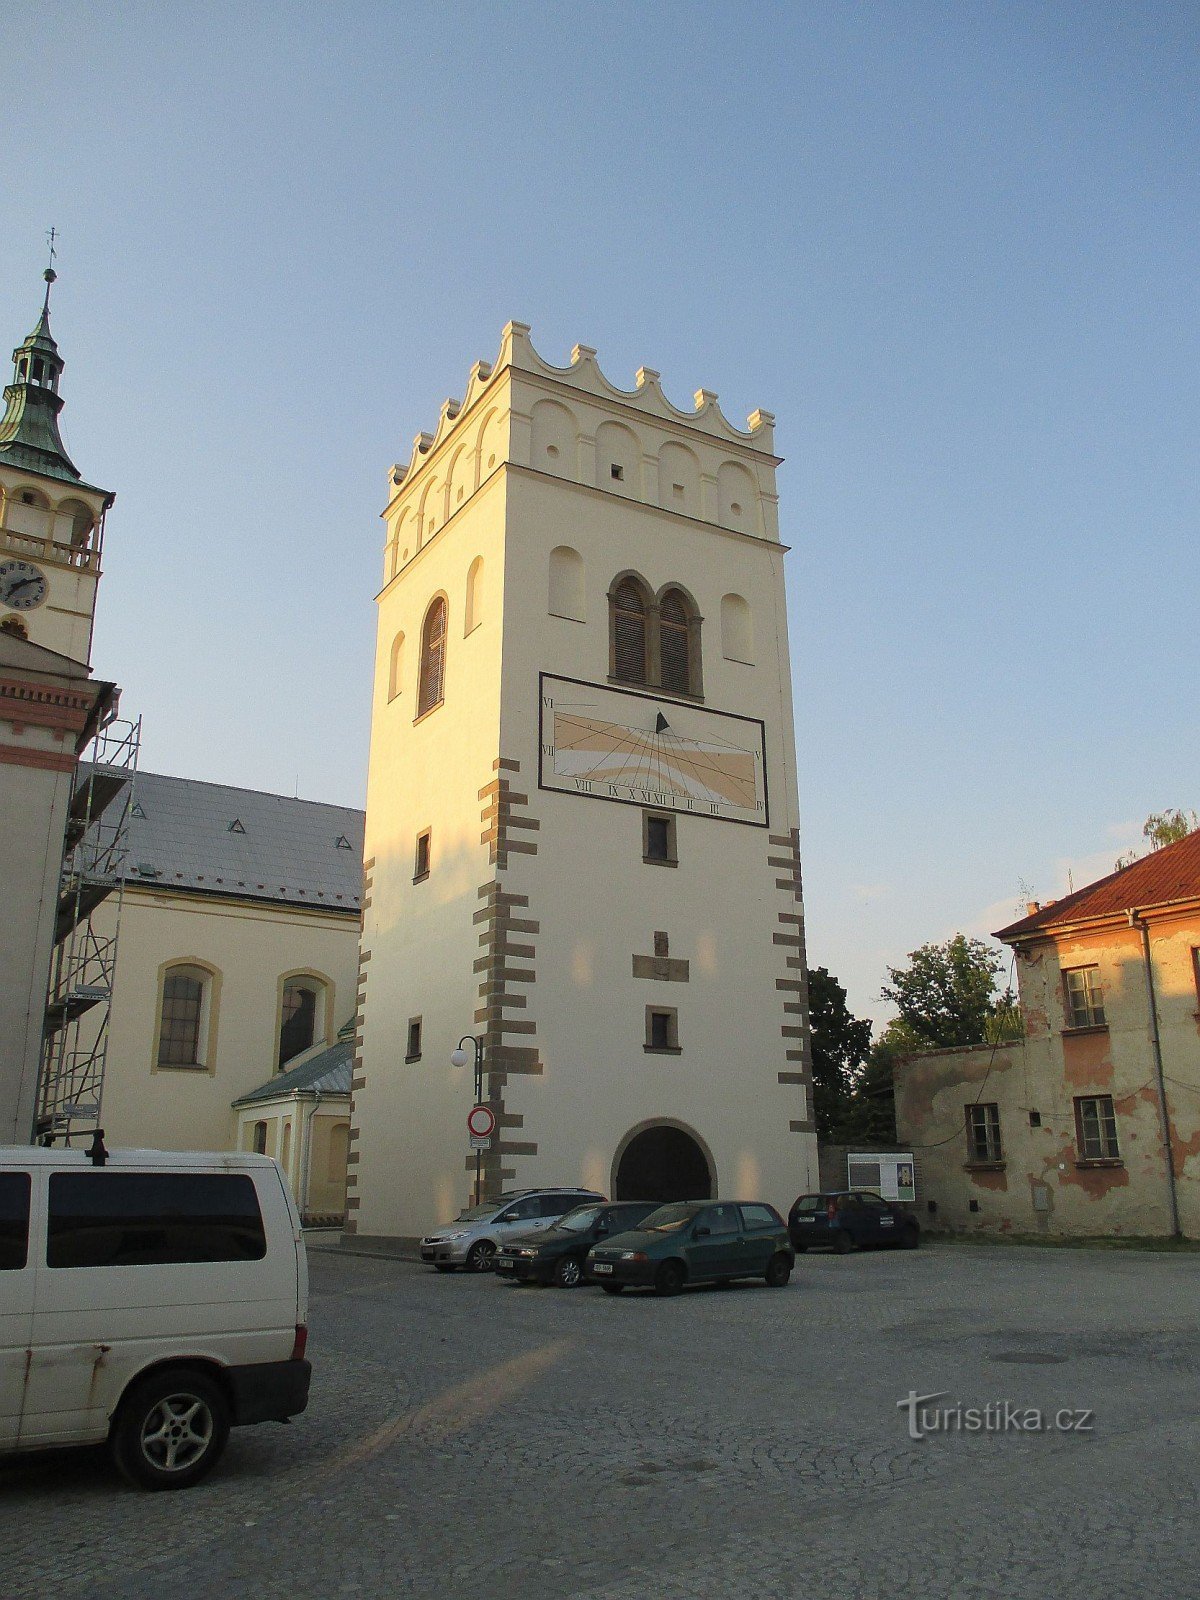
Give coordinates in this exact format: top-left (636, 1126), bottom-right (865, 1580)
top-left (1064, 966), bottom-right (1106, 1028)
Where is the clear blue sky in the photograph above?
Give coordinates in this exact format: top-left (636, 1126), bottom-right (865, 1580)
top-left (2, 2), bottom-right (1195, 1025)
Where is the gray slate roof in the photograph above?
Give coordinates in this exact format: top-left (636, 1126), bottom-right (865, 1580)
top-left (233, 1033), bottom-right (353, 1107)
top-left (118, 770), bottom-right (364, 911)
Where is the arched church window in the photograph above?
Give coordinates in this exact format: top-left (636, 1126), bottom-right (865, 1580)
top-left (465, 556), bottom-right (484, 635)
top-left (611, 578), bottom-right (649, 685)
top-left (659, 588), bottom-right (693, 695)
top-left (279, 977), bottom-right (324, 1068)
top-left (417, 596), bottom-right (447, 716)
top-left (157, 963), bottom-right (215, 1068)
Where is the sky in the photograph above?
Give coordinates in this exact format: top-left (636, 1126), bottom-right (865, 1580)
top-left (1, 2), bottom-right (1195, 1027)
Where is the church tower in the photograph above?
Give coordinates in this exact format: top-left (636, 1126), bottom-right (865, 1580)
top-left (0, 267), bottom-right (114, 663)
top-left (349, 325), bottom-right (816, 1239)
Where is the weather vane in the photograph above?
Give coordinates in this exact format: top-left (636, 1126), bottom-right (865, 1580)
top-left (42, 226), bottom-right (58, 311)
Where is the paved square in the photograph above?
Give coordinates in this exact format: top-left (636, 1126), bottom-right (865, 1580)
top-left (3, 1241), bottom-right (1197, 1599)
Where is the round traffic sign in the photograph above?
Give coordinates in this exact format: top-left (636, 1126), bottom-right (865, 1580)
top-left (467, 1104), bottom-right (496, 1140)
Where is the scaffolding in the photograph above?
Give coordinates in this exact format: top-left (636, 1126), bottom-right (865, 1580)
top-left (36, 712), bottom-right (140, 1144)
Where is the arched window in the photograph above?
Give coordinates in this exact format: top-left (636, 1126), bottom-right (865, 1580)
top-left (658, 588), bottom-right (693, 695)
top-left (465, 556), bottom-right (484, 635)
top-left (417, 596), bottom-right (447, 716)
top-left (156, 963), bottom-right (215, 1068)
top-left (548, 545), bottom-right (585, 621)
top-left (720, 593), bottom-right (753, 663)
top-left (387, 632), bottom-right (405, 701)
top-left (611, 578), bottom-right (649, 684)
top-left (280, 1121), bottom-right (292, 1172)
top-left (279, 977), bottom-right (323, 1067)
top-left (252, 1121), bottom-right (268, 1155)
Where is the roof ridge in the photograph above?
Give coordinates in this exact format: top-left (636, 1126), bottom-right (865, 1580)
top-left (136, 769), bottom-right (365, 816)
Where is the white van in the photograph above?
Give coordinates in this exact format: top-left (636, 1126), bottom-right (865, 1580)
top-left (0, 1144), bottom-right (311, 1490)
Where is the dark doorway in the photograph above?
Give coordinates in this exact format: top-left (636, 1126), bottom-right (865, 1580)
top-left (614, 1125), bottom-right (712, 1204)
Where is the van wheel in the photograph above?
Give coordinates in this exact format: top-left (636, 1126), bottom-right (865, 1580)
top-left (466, 1240), bottom-right (496, 1272)
top-left (111, 1368), bottom-right (230, 1491)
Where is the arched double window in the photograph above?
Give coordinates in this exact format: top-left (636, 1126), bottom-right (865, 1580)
top-left (609, 576), bottom-right (701, 697)
top-left (417, 596), bottom-right (447, 716)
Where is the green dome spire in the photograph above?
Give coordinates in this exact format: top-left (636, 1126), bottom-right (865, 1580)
top-left (0, 265), bottom-right (82, 484)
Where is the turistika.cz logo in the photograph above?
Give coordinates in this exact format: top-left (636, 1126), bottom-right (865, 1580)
top-left (898, 1391), bottom-right (1094, 1441)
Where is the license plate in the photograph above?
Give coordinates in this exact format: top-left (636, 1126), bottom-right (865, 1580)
top-left (880, 1219), bottom-right (894, 1227)
top-left (495, 1257), bottom-right (515, 1269)
top-left (593, 1262), bottom-right (613, 1274)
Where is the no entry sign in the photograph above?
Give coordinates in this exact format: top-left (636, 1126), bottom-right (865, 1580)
top-left (467, 1104), bottom-right (496, 1140)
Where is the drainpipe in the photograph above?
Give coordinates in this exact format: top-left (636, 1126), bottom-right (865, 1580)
top-left (300, 1089), bottom-right (323, 1225)
top-left (1127, 910), bottom-right (1181, 1238)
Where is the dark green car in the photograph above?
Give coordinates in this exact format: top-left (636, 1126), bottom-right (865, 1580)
top-left (585, 1200), bottom-right (794, 1296)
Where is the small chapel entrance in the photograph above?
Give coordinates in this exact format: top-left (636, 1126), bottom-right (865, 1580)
top-left (613, 1123), bottom-right (713, 1204)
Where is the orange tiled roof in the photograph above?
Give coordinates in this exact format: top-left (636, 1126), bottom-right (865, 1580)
top-left (995, 829), bottom-right (1200, 942)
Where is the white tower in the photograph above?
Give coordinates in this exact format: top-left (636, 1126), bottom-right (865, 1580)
top-left (349, 325), bottom-right (816, 1238)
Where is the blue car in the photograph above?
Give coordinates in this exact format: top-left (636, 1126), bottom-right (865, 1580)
top-left (788, 1191), bottom-right (920, 1254)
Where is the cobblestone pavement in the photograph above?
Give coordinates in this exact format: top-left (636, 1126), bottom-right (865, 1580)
top-left (3, 1241), bottom-right (1198, 1599)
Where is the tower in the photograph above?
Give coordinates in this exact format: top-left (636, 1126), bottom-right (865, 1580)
top-left (349, 325), bottom-right (816, 1239)
top-left (0, 267), bottom-right (114, 662)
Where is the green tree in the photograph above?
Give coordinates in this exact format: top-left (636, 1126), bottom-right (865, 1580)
top-left (806, 967), bottom-right (872, 1140)
top-left (881, 934), bottom-right (1004, 1050)
top-left (1115, 808), bottom-right (1197, 870)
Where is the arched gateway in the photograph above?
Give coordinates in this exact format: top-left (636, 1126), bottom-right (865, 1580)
top-left (613, 1123), bottom-right (713, 1204)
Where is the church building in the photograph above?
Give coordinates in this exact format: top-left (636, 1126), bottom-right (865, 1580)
top-left (348, 324), bottom-right (816, 1239)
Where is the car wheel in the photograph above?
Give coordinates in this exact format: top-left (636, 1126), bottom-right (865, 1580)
top-left (110, 1367), bottom-right (230, 1491)
top-left (554, 1255), bottom-right (584, 1289)
top-left (833, 1230), bottom-right (854, 1255)
top-left (654, 1260), bottom-right (686, 1297)
top-left (434, 1264), bottom-right (457, 1274)
top-left (900, 1224), bottom-right (921, 1250)
top-left (466, 1240), bottom-right (496, 1272)
top-left (765, 1253), bottom-right (792, 1288)
top-left (601, 1283), bottom-right (625, 1295)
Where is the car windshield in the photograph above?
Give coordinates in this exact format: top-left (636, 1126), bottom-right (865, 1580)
top-left (552, 1205), bottom-right (604, 1232)
top-left (639, 1203), bottom-right (704, 1232)
top-left (452, 1201), bottom-right (502, 1222)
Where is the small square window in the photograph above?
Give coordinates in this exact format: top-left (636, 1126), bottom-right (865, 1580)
top-left (644, 1006), bottom-right (680, 1054)
top-left (1029, 1110), bottom-right (1041, 1128)
top-left (406, 1017), bottom-right (422, 1062)
top-left (643, 812), bottom-right (677, 866)
top-left (610, 463), bottom-right (624, 481)
top-left (1064, 966), bottom-right (1105, 1028)
top-left (413, 830), bottom-right (431, 882)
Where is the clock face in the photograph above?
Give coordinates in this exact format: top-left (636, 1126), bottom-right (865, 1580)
top-left (539, 673), bottom-right (768, 826)
top-left (0, 558), bottom-right (48, 612)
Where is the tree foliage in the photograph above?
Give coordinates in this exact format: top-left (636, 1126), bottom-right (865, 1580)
top-left (1115, 808), bottom-right (1197, 870)
top-left (880, 934), bottom-right (1004, 1051)
top-left (807, 966), bottom-right (872, 1140)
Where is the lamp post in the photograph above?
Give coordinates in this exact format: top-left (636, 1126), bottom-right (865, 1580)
top-left (451, 1034), bottom-right (485, 1203)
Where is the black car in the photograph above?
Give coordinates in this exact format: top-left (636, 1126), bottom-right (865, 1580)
top-left (493, 1201), bottom-right (660, 1287)
top-left (788, 1191), bottom-right (920, 1253)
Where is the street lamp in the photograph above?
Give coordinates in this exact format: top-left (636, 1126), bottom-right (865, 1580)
top-left (451, 1034), bottom-right (485, 1201)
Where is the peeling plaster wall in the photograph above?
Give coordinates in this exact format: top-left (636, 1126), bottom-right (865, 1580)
top-left (894, 909), bottom-right (1200, 1238)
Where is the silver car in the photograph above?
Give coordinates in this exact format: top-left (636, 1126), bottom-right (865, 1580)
top-left (420, 1188), bottom-right (604, 1272)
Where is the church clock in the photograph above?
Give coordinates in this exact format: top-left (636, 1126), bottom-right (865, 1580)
top-left (538, 672), bottom-right (768, 827)
top-left (0, 558), bottom-right (49, 611)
